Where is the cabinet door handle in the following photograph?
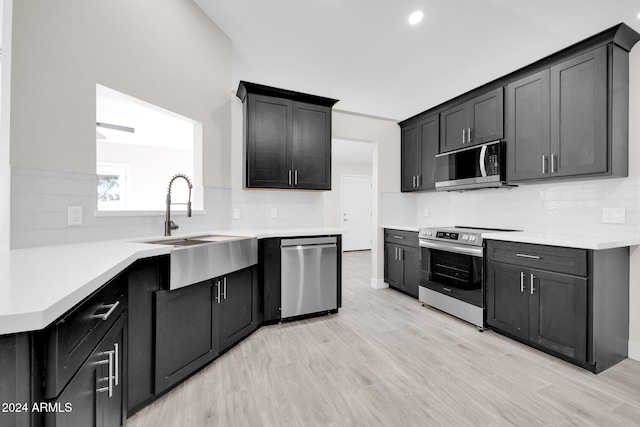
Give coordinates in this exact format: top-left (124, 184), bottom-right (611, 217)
top-left (288, 170), bottom-right (292, 186)
top-left (468, 127), bottom-right (472, 143)
top-left (516, 253), bottom-right (541, 260)
top-left (542, 155), bottom-right (548, 174)
top-left (462, 129), bottom-right (466, 144)
top-left (294, 170), bottom-right (298, 186)
top-left (412, 176), bottom-right (416, 188)
top-left (442, 287), bottom-right (452, 293)
top-left (394, 247), bottom-right (398, 260)
top-left (89, 301), bottom-right (120, 321)
top-left (520, 271), bottom-right (525, 293)
top-left (530, 274), bottom-right (535, 295)
top-left (222, 277), bottom-right (227, 300)
top-left (417, 175), bottom-right (421, 187)
top-left (551, 154), bottom-right (557, 173)
top-left (398, 248), bottom-right (403, 261)
top-left (97, 350), bottom-right (114, 397)
top-left (113, 343), bottom-right (119, 386)
top-left (215, 280), bottom-right (221, 304)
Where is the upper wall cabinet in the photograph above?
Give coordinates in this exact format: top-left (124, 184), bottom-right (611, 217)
top-left (439, 87), bottom-right (504, 153)
top-left (237, 81), bottom-right (339, 190)
top-left (507, 45), bottom-right (622, 182)
top-left (400, 113), bottom-right (439, 192)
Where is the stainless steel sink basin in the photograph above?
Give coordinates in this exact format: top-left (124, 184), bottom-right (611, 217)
top-left (145, 234), bottom-right (257, 289)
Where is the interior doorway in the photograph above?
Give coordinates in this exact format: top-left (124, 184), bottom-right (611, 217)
top-left (341, 175), bottom-right (372, 251)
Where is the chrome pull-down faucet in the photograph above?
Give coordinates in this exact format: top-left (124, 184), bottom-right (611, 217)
top-left (165, 174), bottom-right (192, 236)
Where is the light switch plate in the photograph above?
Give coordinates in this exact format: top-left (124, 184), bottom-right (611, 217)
top-left (232, 208), bottom-right (241, 220)
top-left (270, 207), bottom-right (278, 218)
top-left (424, 208), bottom-right (429, 217)
top-left (602, 207), bottom-right (626, 224)
top-left (68, 206), bottom-right (83, 226)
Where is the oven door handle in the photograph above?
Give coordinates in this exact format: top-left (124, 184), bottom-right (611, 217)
top-left (419, 240), bottom-right (483, 257)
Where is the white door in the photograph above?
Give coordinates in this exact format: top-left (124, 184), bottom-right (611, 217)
top-left (341, 175), bottom-right (372, 251)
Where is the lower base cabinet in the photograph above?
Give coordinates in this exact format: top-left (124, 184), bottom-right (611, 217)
top-left (383, 229), bottom-right (420, 298)
top-left (48, 312), bottom-right (126, 427)
top-left (154, 266), bottom-right (259, 394)
top-left (486, 240), bottom-right (629, 373)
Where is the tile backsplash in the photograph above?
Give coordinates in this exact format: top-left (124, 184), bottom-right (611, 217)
top-left (11, 167), bottom-right (323, 249)
top-left (381, 177), bottom-right (640, 239)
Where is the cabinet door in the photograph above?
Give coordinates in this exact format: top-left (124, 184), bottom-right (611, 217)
top-left (154, 281), bottom-right (217, 393)
top-left (127, 257), bottom-right (166, 414)
top-left (217, 268), bottom-right (258, 351)
top-left (439, 102), bottom-right (467, 153)
top-left (51, 313), bottom-right (126, 427)
top-left (292, 101), bottom-right (331, 189)
top-left (400, 124), bottom-right (419, 192)
top-left (529, 269), bottom-right (587, 362)
top-left (400, 245), bottom-right (420, 298)
top-left (468, 87), bottom-right (504, 145)
top-left (384, 243), bottom-right (401, 288)
top-left (550, 46), bottom-right (608, 177)
top-left (486, 262), bottom-right (529, 340)
top-left (507, 69), bottom-right (551, 181)
top-left (247, 94), bottom-right (292, 188)
top-left (417, 115), bottom-right (438, 190)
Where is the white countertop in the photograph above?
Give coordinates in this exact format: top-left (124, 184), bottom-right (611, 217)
top-left (380, 224), bottom-right (424, 232)
top-left (483, 231), bottom-right (640, 250)
top-left (0, 227), bottom-right (343, 335)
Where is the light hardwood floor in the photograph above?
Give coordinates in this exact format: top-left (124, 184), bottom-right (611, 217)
top-left (127, 250), bottom-right (640, 426)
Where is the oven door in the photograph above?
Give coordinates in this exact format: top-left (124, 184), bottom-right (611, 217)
top-left (419, 240), bottom-right (484, 307)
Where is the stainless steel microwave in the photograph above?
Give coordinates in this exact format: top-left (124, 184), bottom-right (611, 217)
top-left (435, 140), bottom-right (511, 191)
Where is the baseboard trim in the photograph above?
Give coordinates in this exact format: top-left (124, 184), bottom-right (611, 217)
top-left (629, 340), bottom-right (640, 361)
top-left (371, 278), bottom-right (388, 290)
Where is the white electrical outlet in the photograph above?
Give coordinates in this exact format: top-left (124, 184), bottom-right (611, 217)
top-left (233, 208), bottom-right (241, 220)
top-left (270, 207), bottom-right (278, 218)
top-left (424, 208), bottom-right (430, 217)
top-left (602, 207), bottom-right (626, 224)
top-left (68, 206), bottom-right (83, 226)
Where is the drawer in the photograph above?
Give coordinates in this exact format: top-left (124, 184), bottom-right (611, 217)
top-left (44, 274), bottom-right (126, 399)
top-left (384, 229), bottom-right (418, 247)
top-left (486, 240), bottom-right (587, 276)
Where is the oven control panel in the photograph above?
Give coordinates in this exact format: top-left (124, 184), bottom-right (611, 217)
top-left (436, 231), bottom-right (458, 240)
top-left (420, 228), bottom-right (483, 246)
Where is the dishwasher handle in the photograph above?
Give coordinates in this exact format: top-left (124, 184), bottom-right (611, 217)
top-left (281, 243), bottom-right (337, 251)
top-left (281, 236), bottom-right (337, 248)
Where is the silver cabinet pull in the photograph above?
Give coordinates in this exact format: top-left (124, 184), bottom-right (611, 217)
top-left (542, 155), bottom-right (548, 174)
top-left (394, 247), bottom-right (398, 260)
top-left (294, 170), bottom-right (298, 186)
top-left (417, 175), bottom-right (421, 187)
top-left (398, 248), bottom-right (403, 261)
top-left (468, 127), bottom-right (472, 143)
top-left (90, 301), bottom-right (120, 321)
top-left (412, 176), bottom-right (416, 188)
top-left (442, 287), bottom-right (452, 292)
top-left (516, 253), bottom-right (541, 260)
top-left (392, 235), bottom-right (405, 239)
top-left (113, 343), bottom-right (119, 386)
top-left (215, 280), bottom-right (221, 304)
top-left (520, 271), bottom-right (525, 293)
top-left (288, 170), bottom-right (292, 186)
top-left (222, 277), bottom-right (227, 300)
top-left (530, 274), bottom-right (535, 295)
top-left (551, 154), bottom-right (557, 173)
top-left (462, 129), bottom-right (466, 144)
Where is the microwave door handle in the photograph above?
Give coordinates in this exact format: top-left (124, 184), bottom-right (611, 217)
top-left (479, 145), bottom-right (488, 177)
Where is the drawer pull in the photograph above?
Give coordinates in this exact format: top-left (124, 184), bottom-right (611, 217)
top-left (90, 301), bottom-right (120, 321)
top-left (516, 253), bottom-right (541, 260)
top-left (392, 235), bottom-right (405, 239)
top-left (442, 287), bottom-right (452, 292)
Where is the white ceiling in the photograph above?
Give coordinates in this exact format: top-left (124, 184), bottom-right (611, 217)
top-left (194, 0), bottom-right (640, 121)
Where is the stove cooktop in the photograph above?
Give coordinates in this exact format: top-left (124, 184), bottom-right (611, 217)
top-left (418, 226), bottom-right (516, 247)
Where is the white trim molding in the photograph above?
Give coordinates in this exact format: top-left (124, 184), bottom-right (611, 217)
top-left (370, 277), bottom-right (388, 290)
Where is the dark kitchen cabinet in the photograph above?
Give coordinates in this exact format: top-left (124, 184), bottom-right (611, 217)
top-left (49, 312), bottom-right (126, 427)
top-left (486, 240), bottom-right (629, 373)
top-left (508, 44), bottom-right (629, 182)
top-left (400, 113), bottom-right (438, 192)
top-left (154, 280), bottom-right (217, 394)
top-left (237, 81), bottom-right (338, 190)
top-left (440, 87), bottom-right (503, 153)
top-left (215, 267), bottom-right (260, 351)
top-left (127, 256), bottom-right (168, 416)
top-left (384, 229), bottom-right (420, 298)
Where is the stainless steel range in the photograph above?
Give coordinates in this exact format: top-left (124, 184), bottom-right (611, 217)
top-left (418, 226), bottom-right (512, 329)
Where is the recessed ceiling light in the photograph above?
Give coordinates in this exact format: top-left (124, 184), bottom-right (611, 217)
top-left (408, 10), bottom-right (424, 25)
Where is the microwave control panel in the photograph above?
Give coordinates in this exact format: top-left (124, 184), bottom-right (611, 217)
top-left (486, 144), bottom-right (500, 176)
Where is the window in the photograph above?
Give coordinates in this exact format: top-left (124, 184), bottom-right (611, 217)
top-left (96, 84), bottom-right (202, 212)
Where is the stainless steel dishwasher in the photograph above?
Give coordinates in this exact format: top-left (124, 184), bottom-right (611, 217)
top-left (280, 236), bottom-right (338, 319)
